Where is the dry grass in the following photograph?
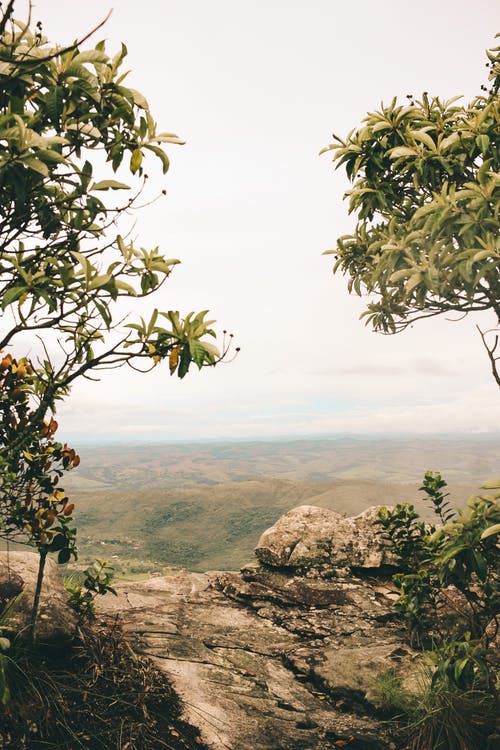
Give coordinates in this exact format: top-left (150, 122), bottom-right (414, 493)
top-left (0, 616), bottom-right (205, 750)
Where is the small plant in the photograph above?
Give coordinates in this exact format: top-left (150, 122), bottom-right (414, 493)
top-left (376, 474), bottom-right (500, 748)
top-left (405, 675), bottom-right (498, 750)
top-left (371, 669), bottom-right (414, 716)
top-left (65, 560), bottom-right (117, 617)
top-left (419, 471), bottom-right (455, 524)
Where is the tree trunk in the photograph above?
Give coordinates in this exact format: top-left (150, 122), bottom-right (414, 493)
top-left (29, 549), bottom-right (47, 642)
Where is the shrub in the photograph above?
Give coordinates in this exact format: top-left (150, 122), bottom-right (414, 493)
top-left (376, 473), bottom-right (500, 748)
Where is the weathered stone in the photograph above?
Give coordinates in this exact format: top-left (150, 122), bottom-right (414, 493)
top-left (0, 551), bottom-right (77, 642)
top-left (96, 507), bottom-right (416, 749)
top-left (300, 637), bottom-right (421, 709)
top-left (99, 566), bottom-right (403, 749)
top-left (0, 561), bottom-right (24, 609)
top-left (255, 505), bottom-right (398, 571)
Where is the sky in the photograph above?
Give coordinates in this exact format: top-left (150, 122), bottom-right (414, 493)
top-left (17, 1), bottom-right (500, 440)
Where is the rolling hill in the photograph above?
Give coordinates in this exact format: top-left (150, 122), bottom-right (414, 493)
top-left (60, 435), bottom-right (498, 573)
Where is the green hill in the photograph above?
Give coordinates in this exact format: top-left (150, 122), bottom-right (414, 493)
top-left (49, 435), bottom-right (497, 573)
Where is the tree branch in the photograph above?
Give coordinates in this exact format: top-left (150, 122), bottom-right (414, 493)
top-left (477, 325), bottom-right (500, 388)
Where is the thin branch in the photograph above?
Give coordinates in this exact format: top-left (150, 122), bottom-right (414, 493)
top-left (0, 9), bottom-right (113, 69)
top-left (477, 325), bottom-right (500, 388)
top-left (0, 0), bottom-right (15, 37)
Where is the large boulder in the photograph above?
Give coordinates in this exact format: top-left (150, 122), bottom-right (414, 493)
top-left (255, 505), bottom-right (397, 572)
top-left (0, 551), bottom-right (78, 642)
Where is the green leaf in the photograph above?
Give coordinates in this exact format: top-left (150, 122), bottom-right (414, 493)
top-left (439, 543), bottom-right (468, 566)
top-left (22, 157), bottom-right (49, 177)
top-left (472, 250), bottom-right (491, 262)
top-left (130, 148), bottom-right (143, 174)
top-left (405, 273), bottom-right (422, 294)
top-left (115, 279), bottom-right (137, 295)
top-left (0, 658), bottom-right (10, 706)
top-left (177, 345), bottom-right (191, 379)
top-left (147, 308), bottom-right (159, 336)
top-left (453, 657), bottom-right (470, 684)
top-left (128, 88), bottom-right (149, 109)
top-left (58, 547), bottom-right (71, 564)
top-left (45, 86), bottom-right (64, 124)
top-left (91, 180), bottom-right (130, 191)
top-left (412, 130), bottom-right (436, 150)
top-left (480, 523), bottom-right (500, 540)
top-left (66, 122), bottom-right (102, 139)
top-left (155, 132), bottom-right (185, 145)
top-left (88, 274), bottom-right (112, 290)
top-left (1, 285), bottom-right (26, 309)
top-left (35, 148), bottom-right (67, 165)
top-left (189, 340), bottom-right (207, 368)
top-left (49, 534), bottom-right (66, 552)
top-left (200, 340), bottom-right (220, 359)
top-left (149, 258), bottom-right (180, 273)
top-left (388, 146), bottom-right (419, 159)
top-left (70, 50), bottom-right (109, 66)
top-left (481, 479), bottom-right (500, 490)
top-left (440, 132), bottom-right (460, 150)
top-left (144, 143), bottom-right (170, 174)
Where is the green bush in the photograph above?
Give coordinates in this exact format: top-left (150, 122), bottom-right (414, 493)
top-left (65, 560), bottom-right (116, 617)
top-left (376, 473), bottom-right (500, 748)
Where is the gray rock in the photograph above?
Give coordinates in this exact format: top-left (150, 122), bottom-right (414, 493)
top-left (255, 505), bottom-right (398, 571)
top-left (100, 566), bottom-right (405, 749)
top-left (0, 560), bottom-right (24, 608)
top-left (96, 507), bottom-right (414, 749)
top-left (0, 551), bottom-right (77, 642)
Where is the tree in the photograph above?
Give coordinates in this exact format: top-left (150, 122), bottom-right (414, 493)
top-left (321, 39), bottom-right (499, 385)
top-left (0, 4), bottom-right (235, 636)
top-left (322, 40), bottom-right (500, 747)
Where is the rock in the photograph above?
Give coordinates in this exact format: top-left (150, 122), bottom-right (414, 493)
top-left (255, 505), bottom-right (398, 572)
top-left (0, 561), bottom-right (24, 609)
top-left (309, 639), bottom-right (422, 708)
top-left (0, 551), bottom-right (78, 643)
top-left (95, 507), bottom-right (415, 749)
top-left (99, 566), bottom-right (406, 749)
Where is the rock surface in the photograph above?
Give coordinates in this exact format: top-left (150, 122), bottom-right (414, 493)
top-left (0, 560), bottom-right (24, 610)
top-left (0, 551), bottom-right (78, 642)
top-left (255, 505), bottom-right (398, 571)
top-left (99, 505), bottom-right (415, 750)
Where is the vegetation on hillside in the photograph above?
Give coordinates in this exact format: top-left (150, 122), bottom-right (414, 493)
top-left (0, 2), bottom-right (220, 745)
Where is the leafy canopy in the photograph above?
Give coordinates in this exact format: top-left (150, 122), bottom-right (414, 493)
top-left (322, 39), bottom-right (499, 382)
top-left (0, 5), bottom-right (237, 638)
top-left (0, 10), bottom-right (228, 458)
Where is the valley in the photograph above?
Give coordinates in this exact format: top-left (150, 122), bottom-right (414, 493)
top-left (62, 435), bottom-right (499, 574)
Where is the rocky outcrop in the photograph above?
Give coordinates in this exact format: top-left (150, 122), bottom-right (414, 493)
top-left (99, 505), bottom-right (416, 750)
top-left (255, 505), bottom-right (398, 571)
top-left (0, 551), bottom-right (78, 642)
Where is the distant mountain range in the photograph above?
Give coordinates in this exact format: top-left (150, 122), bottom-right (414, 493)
top-left (60, 435), bottom-right (498, 574)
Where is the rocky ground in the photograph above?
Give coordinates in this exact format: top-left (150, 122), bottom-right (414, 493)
top-left (98, 506), bottom-right (417, 750)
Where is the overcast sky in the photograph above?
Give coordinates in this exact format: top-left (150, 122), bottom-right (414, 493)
top-left (23, 1), bottom-right (500, 440)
